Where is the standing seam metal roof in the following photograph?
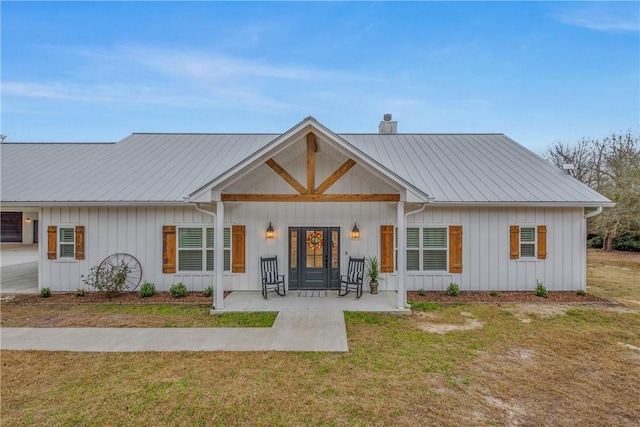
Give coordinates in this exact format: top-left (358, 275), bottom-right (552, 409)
top-left (0, 130), bottom-right (612, 205)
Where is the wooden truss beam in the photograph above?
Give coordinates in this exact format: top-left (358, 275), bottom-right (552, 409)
top-left (307, 133), bottom-right (316, 194)
top-left (265, 158), bottom-right (306, 194)
top-left (221, 194), bottom-right (400, 202)
top-left (315, 159), bottom-right (356, 194)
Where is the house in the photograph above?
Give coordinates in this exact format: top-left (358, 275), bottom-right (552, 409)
top-left (0, 116), bottom-right (613, 309)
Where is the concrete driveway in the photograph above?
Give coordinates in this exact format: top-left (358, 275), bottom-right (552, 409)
top-left (0, 244), bottom-right (38, 293)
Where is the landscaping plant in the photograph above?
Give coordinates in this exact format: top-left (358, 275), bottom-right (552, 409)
top-left (139, 281), bottom-right (155, 298)
top-left (202, 286), bottom-right (213, 297)
top-left (535, 280), bottom-right (548, 298)
top-left (81, 261), bottom-right (130, 298)
top-left (40, 287), bottom-right (51, 298)
top-left (170, 282), bottom-right (187, 298)
top-left (446, 282), bottom-right (460, 296)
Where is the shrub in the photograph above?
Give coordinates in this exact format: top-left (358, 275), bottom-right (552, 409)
top-left (202, 286), bottom-right (213, 297)
top-left (417, 289), bottom-right (426, 296)
top-left (490, 290), bottom-right (499, 297)
top-left (586, 234), bottom-right (604, 249)
top-left (81, 262), bottom-right (130, 298)
top-left (74, 288), bottom-right (85, 297)
top-left (170, 282), bottom-right (187, 298)
top-left (576, 289), bottom-right (586, 296)
top-left (40, 287), bottom-right (51, 298)
top-left (139, 281), bottom-right (155, 298)
top-left (446, 282), bottom-right (460, 297)
top-left (612, 234), bottom-right (640, 252)
top-left (535, 280), bottom-right (548, 298)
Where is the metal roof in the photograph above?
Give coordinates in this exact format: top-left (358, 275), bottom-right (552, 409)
top-left (0, 125), bottom-right (612, 206)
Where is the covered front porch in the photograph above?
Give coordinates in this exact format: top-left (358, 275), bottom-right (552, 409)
top-left (213, 290), bottom-right (410, 313)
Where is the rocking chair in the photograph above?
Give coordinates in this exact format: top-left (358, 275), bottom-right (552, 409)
top-left (260, 256), bottom-right (286, 299)
top-left (338, 257), bottom-right (365, 298)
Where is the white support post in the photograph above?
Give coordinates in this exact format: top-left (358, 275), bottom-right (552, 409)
top-left (396, 201), bottom-right (406, 309)
top-left (214, 200), bottom-right (225, 309)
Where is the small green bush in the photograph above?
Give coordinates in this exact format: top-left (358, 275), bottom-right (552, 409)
top-left (139, 281), bottom-right (155, 298)
top-left (535, 280), bottom-right (548, 298)
top-left (490, 290), bottom-right (499, 297)
top-left (202, 286), bottom-right (213, 297)
top-left (417, 289), bottom-right (426, 296)
top-left (169, 282), bottom-right (187, 298)
top-left (74, 288), bottom-right (85, 297)
top-left (40, 287), bottom-right (51, 298)
top-left (576, 289), bottom-right (586, 296)
top-left (446, 282), bottom-right (460, 297)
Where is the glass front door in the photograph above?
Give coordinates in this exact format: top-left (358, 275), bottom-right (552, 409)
top-left (289, 227), bottom-right (340, 289)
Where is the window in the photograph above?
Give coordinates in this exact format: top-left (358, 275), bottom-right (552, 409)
top-left (405, 227), bottom-right (448, 271)
top-left (510, 225), bottom-right (546, 260)
top-left (177, 227), bottom-right (230, 272)
top-left (59, 227), bottom-right (75, 258)
top-left (520, 227), bottom-right (536, 258)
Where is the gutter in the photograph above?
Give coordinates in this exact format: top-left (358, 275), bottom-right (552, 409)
top-left (584, 206), bottom-right (603, 219)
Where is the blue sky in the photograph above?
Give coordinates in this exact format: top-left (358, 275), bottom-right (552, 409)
top-left (1, 1), bottom-right (638, 154)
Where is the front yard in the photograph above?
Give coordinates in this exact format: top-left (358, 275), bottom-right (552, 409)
top-left (1, 249), bottom-right (638, 426)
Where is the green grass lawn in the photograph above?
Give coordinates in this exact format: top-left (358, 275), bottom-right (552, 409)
top-left (1, 249), bottom-right (639, 426)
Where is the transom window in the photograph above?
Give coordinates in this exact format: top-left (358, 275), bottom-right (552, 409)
top-left (59, 227), bottom-right (75, 258)
top-left (178, 227), bottom-right (230, 272)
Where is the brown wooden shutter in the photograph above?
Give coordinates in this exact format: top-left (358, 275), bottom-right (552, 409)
top-left (232, 225), bottom-right (246, 273)
top-left (162, 225), bottom-right (176, 273)
top-left (75, 226), bottom-right (85, 260)
top-left (537, 225), bottom-right (547, 260)
top-left (47, 226), bottom-right (57, 260)
top-left (380, 225), bottom-right (394, 273)
top-left (449, 225), bottom-right (463, 273)
top-left (510, 225), bottom-right (520, 259)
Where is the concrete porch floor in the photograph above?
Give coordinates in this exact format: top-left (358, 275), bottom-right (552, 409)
top-left (215, 290), bottom-right (410, 313)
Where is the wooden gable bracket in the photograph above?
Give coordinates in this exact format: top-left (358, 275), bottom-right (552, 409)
top-left (247, 131), bottom-right (396, 202)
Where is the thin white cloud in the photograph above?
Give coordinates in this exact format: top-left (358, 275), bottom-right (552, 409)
top-left (551, 3), bottom-right (640, 33)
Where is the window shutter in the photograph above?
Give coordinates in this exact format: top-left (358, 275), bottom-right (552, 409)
top-left (162, 225), bottom-right (176, 273)
top-left (510, 225), bottom-right (520, 259)
top-left (449, 225), bottom-right (462, 273)
top-left (47, 226), bottom-right (57, 260)
top-left (232, 225), bottom-right (245, 273)
top-left (537, 225), bottom-right (547, 260)
top-left (75, 226), bottom-right (85, 260)
top-left (380, 225), bottom-right (394, 273)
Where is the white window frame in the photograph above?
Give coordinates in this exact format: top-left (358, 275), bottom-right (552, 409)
top-left (58, 227), bottom-right (76, 259)
top-left (177, 226), bottom-right (231, 273)
top-left (519, 226), bottom-right (537, 258)
top-left (404, 226), bottom-right (449, 272)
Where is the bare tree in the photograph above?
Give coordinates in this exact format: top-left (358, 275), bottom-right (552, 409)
top-left (545, 130), bottom-right (640, 250)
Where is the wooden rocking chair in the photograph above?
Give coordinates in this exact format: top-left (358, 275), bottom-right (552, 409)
top-left (260, 256), bottom-right (286, 299)
top-left (338, 257), bottom-right (365, 298)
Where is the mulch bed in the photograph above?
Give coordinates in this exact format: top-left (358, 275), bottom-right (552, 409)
top-left (408, 291), bottom-right (610, 304)
top-left (2, 291), bottom-right (231, 305)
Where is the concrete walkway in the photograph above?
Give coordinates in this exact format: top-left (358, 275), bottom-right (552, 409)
top-left (0, 310), bottom-right (348, 352)
top-left (0, 244), bottom-right (38, 293)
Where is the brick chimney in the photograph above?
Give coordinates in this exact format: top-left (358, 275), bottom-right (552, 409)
top-left (378, 113), bottom-right (397, 134)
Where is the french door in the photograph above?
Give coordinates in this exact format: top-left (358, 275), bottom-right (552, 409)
top-left (289, 227), bottom-right (340, 289)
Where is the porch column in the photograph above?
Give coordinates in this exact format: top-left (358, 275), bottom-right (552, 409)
top-left (214, 200), bottom-right (225, 309)
top-left (396, 201), bottom-right (406, 309)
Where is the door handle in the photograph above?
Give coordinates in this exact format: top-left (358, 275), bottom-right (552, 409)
top-left (324, 255), bottom-right (328, 268)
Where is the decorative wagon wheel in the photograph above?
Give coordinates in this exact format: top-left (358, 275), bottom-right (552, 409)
top-left (98, 253), bottom-right (143, 292)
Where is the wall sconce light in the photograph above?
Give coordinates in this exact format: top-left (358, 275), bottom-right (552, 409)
top-left (265, 222), bottom-right (275, 239)
top-left (25, 218), bottom-right (32, 224)
top-left (351, 222), bottom-right (360, 240)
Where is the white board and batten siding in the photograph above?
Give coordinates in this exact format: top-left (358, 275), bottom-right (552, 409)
top-left (405, 206), bottom-right (586, 292)
top-left (40, 205), bottom-right (586, 293)
top-left (40, 206), bottom-right (217, 292)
